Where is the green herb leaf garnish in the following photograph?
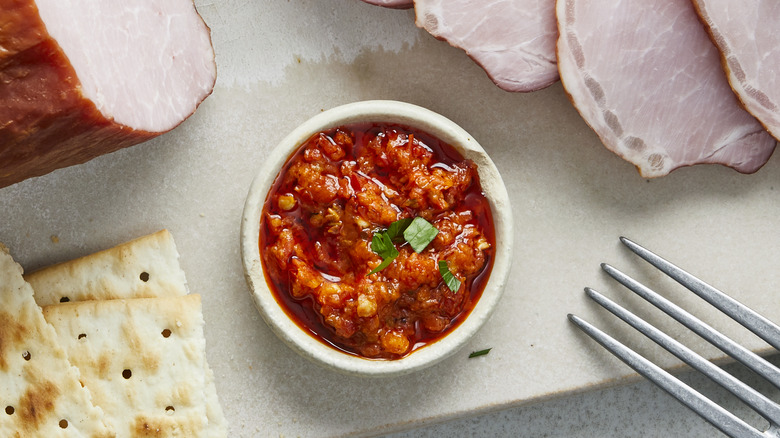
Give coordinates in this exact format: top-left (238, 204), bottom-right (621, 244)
top-left (385, 217), bottom-right (413, 243)
top-left (403, 217), bottom-right (439, 253)
top-left (369, 232), bottom-right (399, 275)
top-left (368, 217), bottom-right (438, 275)
top-left (369, 256), bottom-right (395, 275)
top-left (438, 260), bottom-right (462, 292)
top-left (468, 348), bottom-right (492, 358)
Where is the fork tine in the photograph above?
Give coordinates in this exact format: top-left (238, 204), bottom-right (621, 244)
top-left (568, 312), bottom-right (764, 438)
top-left (602, 262), bottom-right (780, 390)
top-left (583, 286), bottom-right (780, 427)
top-left (620, 236), bottom-right (780, 351)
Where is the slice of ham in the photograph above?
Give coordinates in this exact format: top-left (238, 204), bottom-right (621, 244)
top-left (0, 0), bottom-right (216, 188)
top-left (556, 0), bottom-right (776, 177)
top-left (692, 0), bottom-right (780, 142)
top-left (360, 0), bottom-right (413, 9)
top-left (414, 0), bottom-right (559, 92)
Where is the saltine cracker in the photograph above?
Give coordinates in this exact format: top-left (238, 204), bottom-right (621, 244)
top-left (28, 230), bottom-right (227, 436)
top-left (43, 295), bottom-right (211, 437)
top-left (26, 230), bottom-right (188, 306)
top-left (0, 244), bottom-right (113, 437)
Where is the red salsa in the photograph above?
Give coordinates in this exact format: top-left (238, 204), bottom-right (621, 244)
top-left (260, 123), bottom-right (495, 359)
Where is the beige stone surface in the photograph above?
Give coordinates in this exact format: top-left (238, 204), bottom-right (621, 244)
top-left (0, 1), bottom-right (778, 437)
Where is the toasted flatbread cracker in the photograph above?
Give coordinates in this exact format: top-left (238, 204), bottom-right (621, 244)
top-left (202, 366), bottom-right (227, 437)
top-left (43, 295), bottom-right (210, 437)
top-left (29, 230), bottom-right (227, 437)
top-left (0, 243), bottom-right (113, 437)
top-left (26, 229), bottom-right (188, 306)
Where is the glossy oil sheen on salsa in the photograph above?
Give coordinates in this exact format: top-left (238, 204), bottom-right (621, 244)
top-left (260, 122), bottom-right (495, 359)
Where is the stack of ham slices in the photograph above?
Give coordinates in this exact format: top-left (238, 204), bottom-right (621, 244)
top-left (0, 0), bottom-right (217, 188)
top-left (362, 0), bottom-right (779, 177)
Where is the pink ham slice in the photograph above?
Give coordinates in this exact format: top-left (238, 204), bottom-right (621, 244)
top-left (692, 0), bottom-right (780, 142)
top-left (414, 0), bottom-right (559, 92)
top-left (556, 0), bottom-right (776, 177)
top-left (0, 0), bottom-right (216, 188)
top-left (360, 0), bottom-right (413, 9)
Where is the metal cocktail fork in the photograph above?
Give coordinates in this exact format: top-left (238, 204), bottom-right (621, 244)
top-left (568, 237), bottom-right (780, 438)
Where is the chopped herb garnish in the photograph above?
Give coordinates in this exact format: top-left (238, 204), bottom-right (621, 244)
top-left (369, 232), bottom-right (399, 275)
top-left (403, 217), bottom-right (439, 253)
top-left (438, 260), bottom-right (462, 292)
top-left (368, 217), bottom-right (439, 276)
top-left (385, 217), bottom-right (413, 243)
top-left (468, 348), bottom-right (492, 358)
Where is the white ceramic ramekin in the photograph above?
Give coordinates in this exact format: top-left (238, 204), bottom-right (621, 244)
top-left (240, 100), bottom-right (513, 377)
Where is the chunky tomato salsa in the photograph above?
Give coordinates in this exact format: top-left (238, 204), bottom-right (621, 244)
top-left (260, 123), bottom-right (495, 359)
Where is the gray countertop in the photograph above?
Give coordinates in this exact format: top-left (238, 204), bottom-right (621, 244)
top-left (382, 354), bottom-right (780, 437)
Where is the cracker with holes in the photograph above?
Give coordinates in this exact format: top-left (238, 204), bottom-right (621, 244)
top-left (26, 229), bottom-right (188, 306)
top-left (43, 294), bottom-right (211, 437)
top-left (28, 230), bottom-right (227, 436)
top-left (0, 243), bottom-right (113, 437)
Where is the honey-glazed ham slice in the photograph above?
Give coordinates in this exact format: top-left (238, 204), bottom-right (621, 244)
top-left (692, 0), bottom-right (780, 142)
top-left (0, 0), bottom-right (216, 188)
top-left (414, 0), bottom-right (559, 92)
top-left (556, 0), bottom-right (776, 177)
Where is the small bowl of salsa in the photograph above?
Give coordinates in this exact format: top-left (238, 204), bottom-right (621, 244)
top-left (241, 100), bottom-right (512, 376)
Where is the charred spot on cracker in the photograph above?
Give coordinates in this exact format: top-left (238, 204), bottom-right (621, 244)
top-left (78, 333), bottom-right (87, 340)
top-left (165, 406), bottom-right (175, 414)
top-left (140, 271), bottom-right (150, 282)
top-left (59, 296), bottom-right (70, 303)
top-left (22, 350), bottom-right (31, 361)
top-left (0, 312), bottom-right (29, 370)
top-left (122, 369), bottom-right (132, 379)
top-left (59, 419), bottom-right (69, 429)
top-left (5, 405), bottom-right (14, 415)
top-left (19, 379), bottom-right (59, 428)
top-left (161, 329), bottom-right (172, 338)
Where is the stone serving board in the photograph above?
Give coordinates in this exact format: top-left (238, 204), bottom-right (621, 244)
top-left (1, 1), bottom-right (779, 436)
